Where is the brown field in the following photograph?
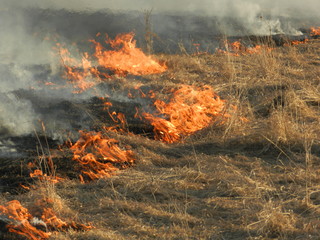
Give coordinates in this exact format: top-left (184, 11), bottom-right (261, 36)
top-left (1, 38), bottom-right (320, 240)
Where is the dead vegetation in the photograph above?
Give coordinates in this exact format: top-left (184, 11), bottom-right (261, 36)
top-left (1, 38), bottom-right (320, 240)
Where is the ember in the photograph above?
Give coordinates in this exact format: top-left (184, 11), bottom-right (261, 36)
top-left (70, 131), bottom-right (135, 182)
top-left (142, 85), bottom-right (228, 143)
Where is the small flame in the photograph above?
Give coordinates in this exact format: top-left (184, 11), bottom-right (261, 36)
top-left (29, 169), bottom-right (63, 184)
top-left (101, 98), bottom-right (128, 132)
top-left (217, 40), bottom-right (271, 56)
top-left (70, 131), bottom-right (135, 181)
top-left (284, 39), bottom-right (309, 46)
top-left (142, 85), bottom-right (228, 143)
top-left (0, 200), bottom-right (93, 240)
top-left (310, 27), bottom-right (320, 37)
top-left (58, 45), bottom-right (98, 93)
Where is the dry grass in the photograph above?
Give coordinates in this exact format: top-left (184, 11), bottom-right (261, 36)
top-left (1, 39), bottom-right (320, 240)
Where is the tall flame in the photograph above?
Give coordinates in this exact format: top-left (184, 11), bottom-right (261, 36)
top-left (70, 131), bottom-right (135, 182)
top-left (90, 32), bottom-right (167, 76)
top-left (142, 85), bottom-right (228, 143)
top-left (58, 33), bottom-right (166, 93)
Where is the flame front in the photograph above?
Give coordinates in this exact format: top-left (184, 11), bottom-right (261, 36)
top-left (70, 131), bottom-right (135, 181)
top-left (142, 85), bottom-right (228, 143)
top-left (91, 32), bottom-right (167, 76)
top-left (58, 33), bottom-right (166, 93)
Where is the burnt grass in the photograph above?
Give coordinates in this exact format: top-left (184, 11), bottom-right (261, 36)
top-left (1, 39), bottom-right (320, 240)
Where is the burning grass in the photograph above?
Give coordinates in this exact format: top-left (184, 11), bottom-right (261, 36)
top-left (310, 27), bottom-right (320, 37)
top-left (142, 85), bottom-right (229, 143)
top-left (1, 35), bottom-right (320, 240)
top-left (216, 40), bottom-right (272, 56)
top-left (0, 199), bottom-right (93, 240)
top-left (57, 32), bottom-right (167, 93)
top-left (70, 130), bottom-right (135, 182)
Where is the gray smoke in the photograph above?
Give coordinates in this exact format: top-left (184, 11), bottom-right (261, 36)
top-left (0, 93), bottom-right (36, 136)
top-left (1, 0), bottom-right (320, 15)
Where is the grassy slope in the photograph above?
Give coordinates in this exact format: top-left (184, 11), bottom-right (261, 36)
top-left (1, 39), bottom-right (320, 240)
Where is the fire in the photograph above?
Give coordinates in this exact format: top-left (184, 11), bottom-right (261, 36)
top-left (58, 45), bottom-right (99, 93)
top-left (41, 207), bottom-right (92, 231)
top-left (310, 27), bottom-right (320, 37)
top-left (284, 39), bottom-right (309, 46)
top-left (102, 98), bottom-right (128, 132)
top-left (217, 40), bottom-right (271, 56)
top-left (58, 33), bottom-right (166, 93)
top-left (29, 169), bottom-right (63, 184)
top-left (90, 32), bottom-right (167, 76)
top-left (0, 200), bottom-right (50, 240)
top-left (142, 85), bottom-right (228, 143)
top-left (27, 151), bottom-right (63, 184)
top-left (192, 43), bottom-right (209, 55)
top-left (70, 131), bottom-right (135, 181)
top-left (0, 200), bottom-right (93, 240)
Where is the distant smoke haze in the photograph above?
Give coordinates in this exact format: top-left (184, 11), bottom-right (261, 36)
top-left (1, 0), bottom-right (320, 17)
top-left (1, 0), bottom-right (319, 39)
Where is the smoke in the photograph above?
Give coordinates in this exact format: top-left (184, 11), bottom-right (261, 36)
top-left (2, 0), bottom-right (320, 15)
top-left (0, 0), bottom-right (319, 141)
top-left (0, 93), bottom-right (37, 136)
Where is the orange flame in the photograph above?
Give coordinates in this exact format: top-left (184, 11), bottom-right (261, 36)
top-left (58, 33), bottom-right (166, 93)
top-left (70, 131), bottom-right (135, 181)
top-left (142, 85), bottom-right (228, 143)
top-left (58, 45), bottom-right (99, 93)
top-left (310, 27), bottom-right (320, 37)
top-left (0, 200), bottom-right (51, 240)
top-left (90, 32), bottom-right (167, 76)
top-left (100, 98), bottom-right (128, 132)
top-left (217, 40), bottom-right (271, 56)
top-left (284, 39), bottom-right (309, 46)
top-left (30, 169), bottom-right (64, 184)
top-left (0, 200), bottom-right (93, 240)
